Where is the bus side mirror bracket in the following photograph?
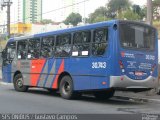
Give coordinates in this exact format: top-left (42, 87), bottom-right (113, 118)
top-left (113, 24), bottom-right (118, 31)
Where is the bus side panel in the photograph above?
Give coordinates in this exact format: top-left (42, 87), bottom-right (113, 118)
top-left (2, 64), bottom-right (12, 83)
top-left (51, 59), bottom-right (64, 89)
top-left (30, 59), bottom-right (46, 87)
top-left (42, 59), bottom-right (64, 89)
top-left (11, 60), bottom-right (31, 85)
top-left (35, 59), bottom-right (48, 87)
top-left (71, 76), bottom-right (91, 90)
top-left (44, 58), bottom-right (57, 88)
top-left (89, 26), bottom-right (116, 90)
top-left (65, 25), bottom-right (116, 91)
top-left (69, 58), bottom-right (110, 91)
top-left (66, 58), bottom-right (91, 90)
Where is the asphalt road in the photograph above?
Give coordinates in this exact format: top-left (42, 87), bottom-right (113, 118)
top-left (0, 83), bottom-right (160, 114)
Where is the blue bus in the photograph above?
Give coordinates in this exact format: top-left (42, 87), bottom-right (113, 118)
top-left (1, 20), bottom-right (158, 99)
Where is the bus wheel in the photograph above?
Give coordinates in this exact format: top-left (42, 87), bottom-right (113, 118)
top-left (94, 89), bottom-right (115, 100)
top-left (59, 76), bottom-right (81, 99)
top-left (13, 74), bottom-right (28, 92)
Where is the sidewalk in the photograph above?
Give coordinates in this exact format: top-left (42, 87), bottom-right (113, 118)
top-left (115, 90), bottom-right (160, 102)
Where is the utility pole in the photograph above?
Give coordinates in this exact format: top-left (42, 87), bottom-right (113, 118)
top-left (83, 1), bottom-right (86, 25)
top-left (1, 0), bottom-right (12, 38)
top-left (147, 0), bottom-right (153, 25)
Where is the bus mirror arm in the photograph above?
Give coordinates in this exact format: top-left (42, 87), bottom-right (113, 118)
top-left (1, 49), bottom-right (6, 59)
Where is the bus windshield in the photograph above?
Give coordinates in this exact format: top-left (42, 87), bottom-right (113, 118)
top-left (119, 22), bottom-right (156, 51)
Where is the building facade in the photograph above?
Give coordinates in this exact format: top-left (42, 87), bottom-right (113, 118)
top-left (10, 23), bottom-right (69, 36)
top-left (23, 0), bottom-right (42, 23)
top-left (10, 23), bottom-right (32, 35)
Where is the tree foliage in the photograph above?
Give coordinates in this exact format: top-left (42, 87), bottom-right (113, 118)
top-left (87, 7), bottom-right (109, 23)
top-left (118, 9), bottom-right (141, 20)
top-left (153, 0), bottom-right (160, 5)
top-left (132, 5), bottom-right (146, 19)
top-left (107, 0), bottom-right (131, 15)
top-left (153, 0), bottom-right (160, 20)
top-left (86, 0), bottom-right (160, 23)
top-left (40, 19), bottom-right (54, 24)
top-left (64, 13), bottom-right (82, 26)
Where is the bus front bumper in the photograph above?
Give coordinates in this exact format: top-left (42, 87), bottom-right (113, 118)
top-left (110, 76), bottom-right (158, 89)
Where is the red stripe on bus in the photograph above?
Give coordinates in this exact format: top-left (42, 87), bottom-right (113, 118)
top-left (30, 59), bottom-right (46, 86)
top-left (52, 59), bottom-right (64, 88)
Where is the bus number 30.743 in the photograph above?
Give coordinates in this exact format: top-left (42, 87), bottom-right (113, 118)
top-left (92, 62), bottom-right (106, 69)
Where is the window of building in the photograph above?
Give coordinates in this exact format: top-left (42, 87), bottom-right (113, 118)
top-left (28, 38), bottom-right (40, 59)
top-left (55, 34), bottom-right (71, 57)
top-left (17, 40), bottom-right (28, 59)
top-left (72, 31), bottom-right (91, 56)
top-left (92, 28), bottom-right (108, 56)
top-left (41, 36), bottom-right (55, 58)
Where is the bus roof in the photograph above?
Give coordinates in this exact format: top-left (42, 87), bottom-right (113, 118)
top-left (8, 20), bottom-right (117, 42)
top-left (8, 20), bottom-right (156, 42)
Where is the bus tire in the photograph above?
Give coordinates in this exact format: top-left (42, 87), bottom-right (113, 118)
top-left (94, 89), bottom-right (115, 100)
top-left (13, 74), bottom-right (28, 92)
top-left (59, 76), bottom-right (81, 99)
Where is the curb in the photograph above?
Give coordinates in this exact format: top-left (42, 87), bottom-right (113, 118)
top-left (144, 98), bottom-right (160, 103)
top-left (114, 96), bottom-right (160, 103)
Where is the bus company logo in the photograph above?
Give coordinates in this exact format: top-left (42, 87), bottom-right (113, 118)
top-left (121, 52), bottom-right (135, 58)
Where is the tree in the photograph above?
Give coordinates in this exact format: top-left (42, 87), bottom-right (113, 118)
top-left (64, 13), bottom-right (82, 26)
top-left (132, 5), bottom-right (141, 15)
top-left (87, 7), bottom-right (109, 23)
top-left (107, 0), bottom-right (131, 17)
top-left (118, 9), bottom-right (141, 20)
top-left (132, 4), bottom-right (146, 19)
top-left (153, 0), bottom-right (160, 5)
top-left (40, 19), bottom-right (54, 24)
top-left (153, 0), bottom-right (160, 20)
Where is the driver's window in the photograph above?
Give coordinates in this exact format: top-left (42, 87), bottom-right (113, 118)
top-left (7, 42), bottom-right (16, 60)
top-left (2, 42), bottom-right (16, 66)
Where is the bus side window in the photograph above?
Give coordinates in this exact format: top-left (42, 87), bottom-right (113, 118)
top-left (55, 34), bottom-right (71, 57)
top-left (17, 40), bottom-right (28, 59)
top-left (92, 28), bottom-right (108, 56)
top-left (41, 36), bottom-right (55, 58)
top-left (72, 31), bottom-right (91, 56)
top-left (28, 38), bottom-right (40, 59)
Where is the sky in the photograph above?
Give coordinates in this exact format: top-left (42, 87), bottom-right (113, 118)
top-left (1, 0), bottom-right (147, 24)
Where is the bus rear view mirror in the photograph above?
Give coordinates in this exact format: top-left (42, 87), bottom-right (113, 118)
top-left (1, 49), bottom-right (6, 59)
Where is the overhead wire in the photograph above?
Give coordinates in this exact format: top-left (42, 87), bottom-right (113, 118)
top-left (9, 0), bottom-right (90, 24)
